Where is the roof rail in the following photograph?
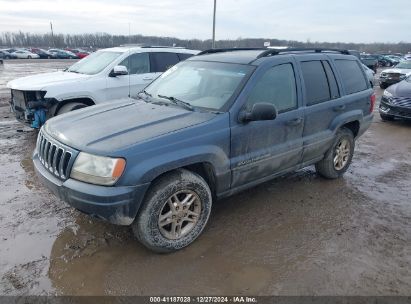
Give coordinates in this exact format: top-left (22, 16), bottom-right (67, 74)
top-left (256, 48), bottom-right (350, 58)
top-left (198, 48), bottom-right (264, 56)
top-left (140, 45), bottom-right (186, 49)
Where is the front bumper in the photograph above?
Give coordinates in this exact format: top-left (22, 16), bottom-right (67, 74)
top-left (33, 153), bottom-right (150, 225)
top-left (379, 99), bottom-right (411, 120)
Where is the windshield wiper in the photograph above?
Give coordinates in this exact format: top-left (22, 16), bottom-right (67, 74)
top-left (157, 94), bottom-right (194, 111)
top-left (137, 90), bottom-right (153, 102)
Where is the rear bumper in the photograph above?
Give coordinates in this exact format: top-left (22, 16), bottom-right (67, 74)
top-left (33, 153), bottom-right (150, 225)
top-left (357, 113), bottom-right (373, 138)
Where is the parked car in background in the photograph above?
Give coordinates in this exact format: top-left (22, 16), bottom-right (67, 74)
top-left (0, 50), bottom-right (17, 59)
top-left (30, 48), bottom-right (53, 59)
top-left (404, 54), bottom-right (411, 60)
top-left (360, 54), bottom-right (378, 72)
top-left (12, 50), bottom-right (40, 59)
top-left (379, 60), bottom-right (411, 89)
top-left (67, 48), bottom-right (90, 59)
top-left (49, 49), bottom-right (77, 59)
top-left (0, 52), bottom-right (3, 65)
top-left (379, 75), bottom-right (411, 121)
top-left (362, 63), bottom-right (375, 87)
top-left (379, 55), bottom-right (401, 66)
top-left (32, 48), bottom-right (374, 252)
top-left (7, 46), bottom-right (199, 127)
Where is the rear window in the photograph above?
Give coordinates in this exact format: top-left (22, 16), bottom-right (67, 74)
top-left (150, 52), bottom-right (180, 72)
top-left (335, 59), bottom-right (368, 94)
top-left (177, 53), bottom-right (194, 61)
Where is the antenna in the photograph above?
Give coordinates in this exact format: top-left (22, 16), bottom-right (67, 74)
top-left (50, 21), bottom-right (55, 47)
top-left (128, 22), bottom-right (131, 98)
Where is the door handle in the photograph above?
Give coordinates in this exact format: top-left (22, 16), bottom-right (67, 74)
top-left (286, 117), bottom-right (303, 126)
top-left (143, 77), bottom-right (154, 81)
top-left (333, 105), bottom-right (346, 112)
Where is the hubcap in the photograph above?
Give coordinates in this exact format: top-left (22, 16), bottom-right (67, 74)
top-left (333, 138), bottom-right (351, 170)
top-left (158, 190), bottom-right (201, 240)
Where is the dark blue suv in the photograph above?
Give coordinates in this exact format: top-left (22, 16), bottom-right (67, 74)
top-left (33, 48), bottom-right (374, 252)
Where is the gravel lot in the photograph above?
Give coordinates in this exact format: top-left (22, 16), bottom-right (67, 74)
top-left (0, 60), bottom-right (410, 296)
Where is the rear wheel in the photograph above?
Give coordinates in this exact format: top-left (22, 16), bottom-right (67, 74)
top-left (57, 102), bottom-right (87, 115)
top-left (28, 55), bottom-right (32, 59)
top-left (315, 128), bottom-right (355, 179)
top-left (133, 169), bottom-right (212, 253)
top-left (380, 113), bottom-right (394, 121)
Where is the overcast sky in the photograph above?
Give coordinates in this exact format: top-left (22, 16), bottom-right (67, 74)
top-left (0, 0), bottom-right (410, 43)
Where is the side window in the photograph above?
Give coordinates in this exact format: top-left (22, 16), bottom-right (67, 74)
top-left (246, 63), bottom-right (297, 113)
top-left (322, 60), bottom-right (340, 99)
top-left (300, 61), bottom-right (330, 106)
top-left (177, 53), bottom-right (194, 61)
top-left (150, 52), bottom-right (180, 72)
top-left (335, 59), bottom-right (368, 94)
top-left (119, 53), bottom-right (150, 75)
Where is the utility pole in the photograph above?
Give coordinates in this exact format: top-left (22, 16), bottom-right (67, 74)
top-left (212, 0), bottom-right (216, 48)
top-left (50, 22), bottom-right (54, 47)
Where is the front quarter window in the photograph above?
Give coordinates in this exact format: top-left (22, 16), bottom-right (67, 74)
top-left (67, 51), bottom-right (122, 75)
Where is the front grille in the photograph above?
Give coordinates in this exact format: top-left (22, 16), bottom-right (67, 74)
top-left (386, 73), bottom-right (403, 80)
top-left (390, 97), bottom-right (411, 108)
top-left (36, 130), bottom-right (77, 180)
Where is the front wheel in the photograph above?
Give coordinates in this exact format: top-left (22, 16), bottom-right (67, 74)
top-left (315, 128), bottom-right (355, 179)
top-left (380, 83), bottom-right (388, 89)
top-left (133, 169), bottom-right (212, 253)
top-left (57, 102), bottom-right (87, 115)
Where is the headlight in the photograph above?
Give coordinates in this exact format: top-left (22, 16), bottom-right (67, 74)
top-left (70, 152), bottom-right (126, 186)
top-left (383, 90), bottom-right (393, 99)
top-left (380, 72), bottom-right (387, 77)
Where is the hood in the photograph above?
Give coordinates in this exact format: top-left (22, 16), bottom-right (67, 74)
top-left (44, 99), bottom-right (216, 153)
top-left (7, 71), bottom-right (90, 91)
top-left (388, 80), bottom-right (411, 98)
top-left (381, 68), bottom-right (411, 75)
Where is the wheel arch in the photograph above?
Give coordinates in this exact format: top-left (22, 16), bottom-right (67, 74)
top-left (53, 97), bottom-right (96, 116)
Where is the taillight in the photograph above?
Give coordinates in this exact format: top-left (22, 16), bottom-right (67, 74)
top-left (370, 93), bottom-right (376, 113)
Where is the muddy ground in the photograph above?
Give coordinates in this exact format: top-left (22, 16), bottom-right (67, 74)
top-left (0, 61), bottom-right (410, 296)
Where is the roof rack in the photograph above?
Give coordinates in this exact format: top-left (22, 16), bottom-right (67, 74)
top-left (140, 45), bottom-right (186, 49)
top-left (197, 48), bottom-right (264, 56)
top-left (256, 48), bottom-right (350, 58)
top-left (118, 44), bottom-right (186, 49)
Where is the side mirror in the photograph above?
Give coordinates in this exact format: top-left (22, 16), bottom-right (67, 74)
top-left (239, 102), bottom-right (277, 123)
top-left (110, 65), bottom-right (128, 77)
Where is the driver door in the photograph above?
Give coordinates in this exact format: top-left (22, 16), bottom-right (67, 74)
top-left (106, 52), bottom-right (154, 100)
top-left (230, 61), bottom-right (304, 188)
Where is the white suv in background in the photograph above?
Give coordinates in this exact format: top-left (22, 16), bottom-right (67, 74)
top-left (7, 46), bottom-right (199, 127)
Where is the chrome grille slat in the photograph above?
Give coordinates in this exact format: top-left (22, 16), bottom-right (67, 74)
top-left (36, 130), bottom-right (74, 180)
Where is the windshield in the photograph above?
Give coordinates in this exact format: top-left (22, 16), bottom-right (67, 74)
top-left (67, 51), bottom-right (122, 75)
top-left (395, 61), bottom-right (411, 69)
top-left (144, 61), bottom-right (253, 111)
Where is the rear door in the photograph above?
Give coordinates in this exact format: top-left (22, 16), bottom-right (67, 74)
top-left (297, 56), bottom-right (342, 162)
top-left (230, 59), bottom-right (304, 188)
top-left (106, 52), bottom-right (152, 99)
top-left (298, 55), bottom-right (368, 163)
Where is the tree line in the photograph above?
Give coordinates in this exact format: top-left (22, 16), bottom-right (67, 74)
top-left (1, 31), bottom-right (410, 54)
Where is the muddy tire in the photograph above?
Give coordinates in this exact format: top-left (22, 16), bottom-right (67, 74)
top-left (57, 102), bottom-right (87, 115)
top-left (380, 113), bottom-right (394, 121)
top-left (315, 128), bottom-right (355, 179)
top-left (133, 169), bottom-right (212, 253)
